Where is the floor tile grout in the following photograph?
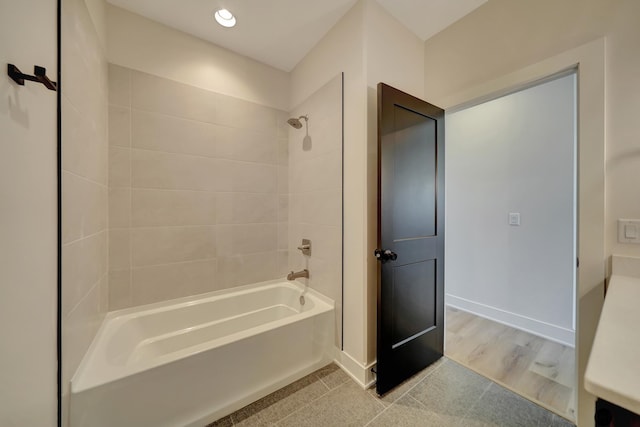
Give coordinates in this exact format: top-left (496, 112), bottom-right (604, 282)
top-left (384, 357), bottom-right (448, 405)
top-left (227, 372), bottom-right (333, 426)
top-left (362, 404), bottom-right (388, 427)
top-left (363, 359), bottom-right (448, 427)
top-left (273, 380), bottom-right (346, 426)
top-left (315, 372), bottom-right (333, 392)
top-left (213, 357), bottom-right (571, 427)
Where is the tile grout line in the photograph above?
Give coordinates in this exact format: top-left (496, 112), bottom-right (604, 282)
top-left (361, 358), bottom-right (450, 427)
top-left (127, 74), bottom-right (133, 311)
top-left (362, 405), bottom-right (388, 426)
top-left (129, 145), bottom-right (282, 167)
top-left (63, 168), bottom-right (108, 189)
top-left (63, 228), bottom-right (108, 247)
top-left (65, 271), bottom-right (108, 318)
top-left (457, 378), bottom-right (494, 424)
top-left (273, 381), bottom-right (346, 426)
top-left (227, 371), bottom-right (334, 426)
top-left (380, 357), bottom-right (448, 407)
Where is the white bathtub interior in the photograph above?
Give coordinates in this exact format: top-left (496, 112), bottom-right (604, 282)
top-left (70, 280), bottom-right (335, 427)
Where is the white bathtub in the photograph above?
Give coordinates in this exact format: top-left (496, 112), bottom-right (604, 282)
top-left (70, 279), bottom-right (335, 427)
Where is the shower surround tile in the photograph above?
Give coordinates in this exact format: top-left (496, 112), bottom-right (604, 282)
top-left (131, 226), bottom-right (217, 267)
top-left (62, 231), bottom-right (108, 316)
top-left (108, 229), bottom-right (131, 271)
top-left (216, 224), bottom-right (278, 256)
top-left (108, 64), bottom-right (131, 107)
top-left (131, 149), bottom-right (218, 192)
top-left (63, 97), bottom-right (109, 185)
top-left (214, 160), bottom-right (278, 193)
top-left (108, 105), bottom-right (131, 147)
top-left (215, 94), bottom-right (278, 131)
top-left (131, 70), bottom-right (218, 124)
top-left (62, 0), bottom-right (109, 422)
top-left (108, 146), bottom-right (131, 188)
top-left (132, 189), bottom-right (217, 227)
top-left (216, 126), bottom-right (278, 164)
top-left (131, 109), bottom-right (219, 157)
top-left (108, 187), bottom-right (131, 228)
top-left (217, 252), bottom-right (278, 288)
top-left (216, 193), bottom-right (278, 225)
top-left (108, 65), bottom-right (287, 309)
top-left (131, 259), bottom-right (218, 305)
top-left (62, 171), bottom-right (108, 244)
top-left (108, 270), bottom-right (132, 310)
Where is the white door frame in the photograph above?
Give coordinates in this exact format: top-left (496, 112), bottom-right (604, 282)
top-left (440, 38), bottom-right (605, 426)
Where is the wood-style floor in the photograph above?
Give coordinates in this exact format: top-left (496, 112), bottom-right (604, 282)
top-left (445, 306), bottom-right (576, 422)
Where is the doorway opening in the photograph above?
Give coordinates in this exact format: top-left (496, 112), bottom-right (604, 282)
top-left (444, 71), bottom-right (577, 421)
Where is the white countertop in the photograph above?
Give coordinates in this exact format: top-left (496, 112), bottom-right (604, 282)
top-left (585, 268), bottom-right (640, 414)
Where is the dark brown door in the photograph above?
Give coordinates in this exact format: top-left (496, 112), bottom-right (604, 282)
top-left (376, 83), bottom-right (445, 395)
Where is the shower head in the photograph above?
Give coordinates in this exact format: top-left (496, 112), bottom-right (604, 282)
top-left (287, 115), bottom-right (308, 129)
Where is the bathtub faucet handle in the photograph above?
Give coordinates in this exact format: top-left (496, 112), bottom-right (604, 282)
top-left (297, 239), bottom-right (311, 256)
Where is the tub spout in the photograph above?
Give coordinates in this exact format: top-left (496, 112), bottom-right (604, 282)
top-left (287, 269), bottom-right (309, 280)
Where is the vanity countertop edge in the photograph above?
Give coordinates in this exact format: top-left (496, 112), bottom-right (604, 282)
top-left (584, 255), bottom-right (640, 415)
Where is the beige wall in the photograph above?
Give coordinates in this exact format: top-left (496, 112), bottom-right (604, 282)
top-left (0, 1), bottom-right (58, 425)
top-left (423, 0), bottom-right (614, 102)
top-left (422, 0), bottom-right (640, 423)
top-left (605, 1), bottom-right (640, 258)
top-left (61, 0), bottom-right (109, 424)
top-left (108, 65), bottom-right (289, 309)
top-left (106, 5), bottom-right (290, 111)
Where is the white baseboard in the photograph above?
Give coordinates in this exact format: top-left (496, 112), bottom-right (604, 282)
top-left (446, 294), bottom-right (575, 347)
top-left (334, 349), bottom-right (376, 389)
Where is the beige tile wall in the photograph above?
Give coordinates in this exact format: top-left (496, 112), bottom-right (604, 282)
top-left (108, 65), bottom-right (290, 309)
top-left (288, 74), bottom-right (343, 344)
top-left (61, 0), bottom-right (109, 423)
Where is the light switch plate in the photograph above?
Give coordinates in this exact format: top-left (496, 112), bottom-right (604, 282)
top-left (618, 219), bottom-right (640, 244)
top-left (509, 212), bottom-right (521, 226)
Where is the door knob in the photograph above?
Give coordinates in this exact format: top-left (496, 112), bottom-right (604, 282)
top-left (374, 249), bottom-right (398, 262)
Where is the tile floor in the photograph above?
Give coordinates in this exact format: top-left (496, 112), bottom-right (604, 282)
top-left (206, 358), bottom-right (575, 426)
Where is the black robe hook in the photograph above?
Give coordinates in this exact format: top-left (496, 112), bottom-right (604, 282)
top-left (8, 64), bottom-right (57, 91)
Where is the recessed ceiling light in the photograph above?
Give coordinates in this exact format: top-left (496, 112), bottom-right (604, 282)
top-left (214, 8), bottom-right (236, 28)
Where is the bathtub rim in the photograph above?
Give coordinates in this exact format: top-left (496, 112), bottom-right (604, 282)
top-left (71, 278), bottom-right (334, 394)
top-left (108, 278), bottom-right (333, 320)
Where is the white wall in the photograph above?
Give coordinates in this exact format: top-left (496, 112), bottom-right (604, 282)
top-left (288, 74), bottom-right (343, 346)
top-left (291, 0), bottom-right (427, 383)
top-left (291, 0), bottom-right (369, 383)
top-left (363, 0), bottom-right (425, 364)
top-left (0, 1), bottom-right (58, 426)
top-left (106, 5), bottom-right (290, 111)
top-left (446, 74), bottom-right (576, 346)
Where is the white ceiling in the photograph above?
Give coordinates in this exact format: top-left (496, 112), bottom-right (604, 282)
top-left (106, 0), bottom-right (487, 72)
